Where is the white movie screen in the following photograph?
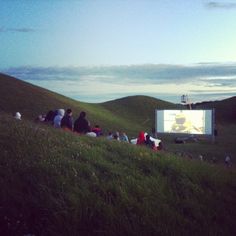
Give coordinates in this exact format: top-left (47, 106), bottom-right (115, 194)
top-left (156, 110), bottom-right (213, 135)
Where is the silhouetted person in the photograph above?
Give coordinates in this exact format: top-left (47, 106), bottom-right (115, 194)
top-left (61, 108), bottom-right (73, 131)
top-left (74, 111), bottom-right (91, 134)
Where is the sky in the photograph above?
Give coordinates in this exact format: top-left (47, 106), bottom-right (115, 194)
top-left (1, 0), bottom-right (236, 103)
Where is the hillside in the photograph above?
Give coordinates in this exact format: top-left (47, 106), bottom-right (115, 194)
top-left (195, 97), bottom-right (236, 124)
top-left (0, 113), bottom-right (236, 236)
top-left (1, 72), bottom-right (236, 163)
top-left (101, 95), bottom-right (182, 131)
top-left (0, 73), bottom-right (179, 135)
top-left (1, 72), bottom-right (236, 235)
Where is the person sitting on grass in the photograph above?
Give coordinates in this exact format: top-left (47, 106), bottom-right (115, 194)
top-left (74, 111), bottom-right (91, 134)
top-left (53, 109), bottom-right (65, 128)
top-left (113, 131), bottom-right (120, 141)
top-left (92, 125), bottom-right (103, 136)
top-left (120, 132), bottom-right (129, 143)
top-left (106, 132), bottom-right (113, 140)
top-left (14, 112), bottom-right (21, 120)
top-left (45, 110), bottom-right (57, 124)
top-left (137, 131), bottom-right (146, 145)
top-left (61, 108), bottom-right (73, 131)
top-left (145, 134), bottom-right (157, 151)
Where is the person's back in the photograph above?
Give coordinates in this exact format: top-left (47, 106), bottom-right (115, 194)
top-left (137, 131), bottom-right (145, 145)
top-left (61, 108), bottom-right (73, 131)
top-left (45, 110), bottom-right (56, 123)
top-left (92, 125), bottom-right (102, 136)
top-left (120, 132), bottom-right (129, 142)
top-left (106, 132), bottom-right (113, 140)
top-left (53, 109), bottom-right (65, 128)
top-left (74, 111), bottom-right (91, 134)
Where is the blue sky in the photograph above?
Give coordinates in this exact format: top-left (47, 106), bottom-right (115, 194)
top-left (1, 0), bottom-right (236, 103)
top-left (1, 0), bottom-right (236, 67)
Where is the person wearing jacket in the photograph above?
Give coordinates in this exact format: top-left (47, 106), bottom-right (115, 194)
top-left (61, 108), bottom-right (73, 131)
top-left (74, 111), bottom-right (91, 134)
top-left (53, 109), bottom-right (65, 128)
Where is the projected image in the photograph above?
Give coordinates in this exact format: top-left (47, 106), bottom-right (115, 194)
top-left (156, 110), bottom-right (213, 135)
top-left (165, 111), bottom-right (204, 134)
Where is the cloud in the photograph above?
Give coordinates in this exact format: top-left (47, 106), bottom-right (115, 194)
top-left (2, 63), bottom-right (236, 103)
top-left (206, 1), bottom-right (236, 9)
top-left (0, 27), bottom-right (35, 33)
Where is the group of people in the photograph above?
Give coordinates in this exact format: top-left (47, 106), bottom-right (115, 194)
top-left (130, 131), bottom-right (163, 151)
top-left (15, 109), bottom-right (162, 151)
top-left (42, 108), bottom-right (102, 137)
top-left (41, 108), bottom-right (163, 150)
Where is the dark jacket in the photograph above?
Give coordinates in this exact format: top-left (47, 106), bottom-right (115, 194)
top-left (74, 117), bottom-right (90, 133)
top-left (61, 115), bottom-right (73, 130)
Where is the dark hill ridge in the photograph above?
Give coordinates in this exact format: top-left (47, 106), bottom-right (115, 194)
top-left (0, 72), bottom-right (84, 119)
top-left (195, 96), bottom-right (236, 123)
top-left (101, 95), bottom-right (182, 129)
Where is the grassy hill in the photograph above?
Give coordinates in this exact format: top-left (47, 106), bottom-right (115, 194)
top-left (1, 72), bottom-right (236, 235)
top-left (0, 113), bottom-right (236, 236)
top-left (1, 72), bottom-right (236, 163)
top-left (1, 72), bottom-right (235, 133)
top-left (101, 95), bottom-right (182, 132)
top-left (0, 73), bottom-right (178, 136)
top-left (195, 97), bottom-right (236, 124)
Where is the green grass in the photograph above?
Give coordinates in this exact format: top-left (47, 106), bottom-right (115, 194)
top-left (0, 73), bottom-right (170, 135)
top-left (1, 72), bottom-right (236, 235)
top-left (0, 113), bottom-right (236, 235)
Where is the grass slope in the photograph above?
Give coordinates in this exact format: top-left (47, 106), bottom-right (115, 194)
top-left (101, 95), bottom-right (182, 131)
top-left (0, 73), bottom-right (180, 136)
top-left (1, 72), bottom-right (236, 163)
top-left (0, 73), bottom-right (149, 134)
top-left (0, 113), bottom-right (236, 236)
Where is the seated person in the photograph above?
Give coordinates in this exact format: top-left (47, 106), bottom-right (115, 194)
top-left (106, 132), bottom-right (113, 140)
top-left (137, 131), bottom-right (145, 145)
top-left (92, 125), bottom-right (102, 136)
top-left (113, 131), bottom-right (120, 141)
top-left (74, 111), bottom-right (91, 134)
top-left (53, 109), bottom-right (65, 128)
top-left (61, 108), bottom-right (73, 131)
top-left (120, 132), bottom-right (129, 142)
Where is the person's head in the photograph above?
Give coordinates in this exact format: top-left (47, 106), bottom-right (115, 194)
top-left (57, 109), bottom-right (65, 116)
top-left (79, 111), bottom-right (86, 118)
top-left (66, 108), bottom-right (72, 116)
top-left (14, 112), bottom-right (21, 120)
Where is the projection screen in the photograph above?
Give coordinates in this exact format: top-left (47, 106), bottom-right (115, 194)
top-left (155, 110), bottom-right (214, 135)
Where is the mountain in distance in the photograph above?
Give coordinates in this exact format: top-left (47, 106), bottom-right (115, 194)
top-left (1, 72), bottom-right (235, 130)
top-left (0, 73), bottom-right (179, 135)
